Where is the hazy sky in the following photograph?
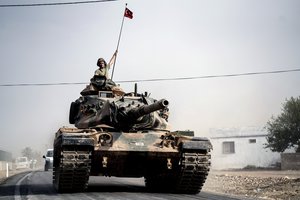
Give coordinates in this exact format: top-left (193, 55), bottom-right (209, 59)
top-left (0, 0), bottom-right (299, 157)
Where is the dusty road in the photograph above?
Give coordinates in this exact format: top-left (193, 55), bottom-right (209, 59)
top-left (0, 170), bottom-right (246, 200)
top-left (1, 169), bottom-right (299, 200)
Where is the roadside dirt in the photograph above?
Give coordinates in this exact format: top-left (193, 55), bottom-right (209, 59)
top-left (0, 168), bottom-right (31, 184)
top-left (202, 170), bottom-right (300, 200)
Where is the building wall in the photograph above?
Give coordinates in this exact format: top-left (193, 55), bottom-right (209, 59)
top-left (0, 150), bottom-right (13, 176)
top-left (281, 153), bottom-right (300, 170)
top-left (209, 127), bottom-right (281, 170)
top-left (0, 150), bottom-right (12, 162)
top-left (0, 161), bottom-right (12, 171)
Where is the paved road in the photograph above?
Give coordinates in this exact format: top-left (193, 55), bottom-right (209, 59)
top-left (0, 170), bottom-right (248, 200)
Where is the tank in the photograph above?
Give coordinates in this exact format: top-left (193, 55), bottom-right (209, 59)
top-left (53, 77), bottom-right (212, 194)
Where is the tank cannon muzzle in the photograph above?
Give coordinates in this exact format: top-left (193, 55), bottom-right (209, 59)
top-left (129, 99), bottom-right (169, 119)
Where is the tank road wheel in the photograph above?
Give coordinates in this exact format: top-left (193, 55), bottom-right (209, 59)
top-left (53, 145), bottom-right (92, 193)
top-left (174, 152), bottom-right (211, 194)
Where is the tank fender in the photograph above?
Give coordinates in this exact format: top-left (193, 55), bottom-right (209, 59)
top-left (58, 133), bottom-right (95, 147)
top-left (181, 138), bottom-right (212, 152)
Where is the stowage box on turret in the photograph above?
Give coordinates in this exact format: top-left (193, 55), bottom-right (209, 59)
top-left (53, 78), bottom-right (212, 194)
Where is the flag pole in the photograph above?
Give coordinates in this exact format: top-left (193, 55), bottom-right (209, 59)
top-left (111, 3), bottom-right (127, 80)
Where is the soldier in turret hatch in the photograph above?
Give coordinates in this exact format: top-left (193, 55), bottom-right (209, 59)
top-left (95, 58), bottom-right (110, 79)
top-left (80, 58), bottom-right (109, 95)
top-left (90, 57), bottom-right (112, 91)
top-left (80, 52), bottom-right (119, 95)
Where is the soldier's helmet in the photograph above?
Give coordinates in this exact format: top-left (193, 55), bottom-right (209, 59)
top-left (97, 58), bottom-right (107, 67)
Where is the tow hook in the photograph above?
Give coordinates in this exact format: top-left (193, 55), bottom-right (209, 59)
top-left (102, 156), bottom-right (108, 168)
top-left (167, 158), bottom-right (172, 169)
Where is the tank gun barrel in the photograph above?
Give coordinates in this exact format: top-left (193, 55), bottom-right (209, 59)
top-left (129, 99), bottom-right (169, 119)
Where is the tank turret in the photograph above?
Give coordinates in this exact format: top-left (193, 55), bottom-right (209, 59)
top-left (69, 90), bottom-right (170, 131)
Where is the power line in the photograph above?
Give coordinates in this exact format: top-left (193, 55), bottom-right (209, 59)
top-left (0, 82), bottom-right (88, 87)
top-left (1, 68), bottom-right (299, 87)
top-left (117, 68), bottom-right (300, 83)
top-left (0, 0), bottom-right (117, 7)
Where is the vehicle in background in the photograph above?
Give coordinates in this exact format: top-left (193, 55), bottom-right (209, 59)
top-left (15, 157), bottom-right (30, 169)
top-left (43, 149), bottom-right (53, 171)
top-left (29, 159), bottom-right (37, 169)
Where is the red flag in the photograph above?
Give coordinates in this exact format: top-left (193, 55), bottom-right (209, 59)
top-left (124, 7), bottom-right (133, 19)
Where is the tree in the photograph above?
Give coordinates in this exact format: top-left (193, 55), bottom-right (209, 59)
top-left (21, 147), bottom-right (34, 159)
top-left (265, 96), bottom-right (300, 153)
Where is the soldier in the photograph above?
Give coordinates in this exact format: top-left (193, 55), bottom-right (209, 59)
top-left (95, 58), bottom-right (109, 79)
top-left (81, 52), bottom-right (117, 95)
top-left (94, 51), bottom-right (117, 79)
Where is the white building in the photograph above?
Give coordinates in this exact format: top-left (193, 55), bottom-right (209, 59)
top-left (209, 127), bottom-right (281, 170)
top-left (0, 150), bottom-right (13, 175)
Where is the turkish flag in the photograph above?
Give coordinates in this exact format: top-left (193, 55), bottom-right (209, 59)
top-left (124, 7), bottom-right (133, 19)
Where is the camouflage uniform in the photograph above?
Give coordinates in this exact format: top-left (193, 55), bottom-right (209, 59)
top-left (94, 58), bottom-right (110, 79)
top-left (80, 57), bottom-right (118, 95)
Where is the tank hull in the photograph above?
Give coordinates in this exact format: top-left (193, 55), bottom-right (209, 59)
top-left (53, 127), bottom-right (211, 193)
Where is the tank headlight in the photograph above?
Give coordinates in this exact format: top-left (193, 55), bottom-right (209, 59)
top-left (98, 133), bottom-right (113, 146)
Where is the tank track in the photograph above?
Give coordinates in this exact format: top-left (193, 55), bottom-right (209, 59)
top-left (145, 152), bottom-right (211, 194)
top-left (175, 152), bottom-right (211, 194)
top-left (53, 146), bottom-right (92, 193)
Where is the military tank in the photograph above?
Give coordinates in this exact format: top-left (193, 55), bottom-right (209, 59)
top-left (53, 76), bottom-right (212, 194)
